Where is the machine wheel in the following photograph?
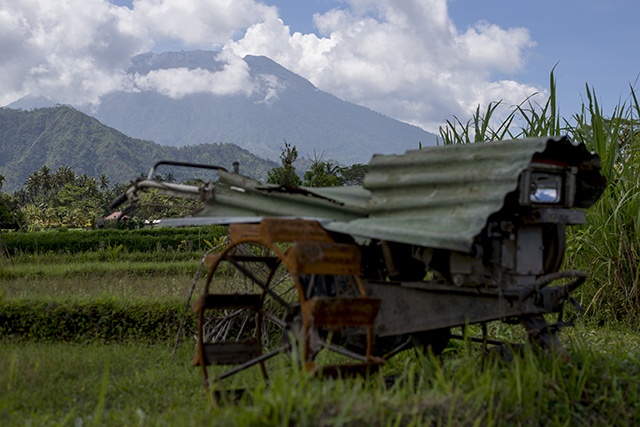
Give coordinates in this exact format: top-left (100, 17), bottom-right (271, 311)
top-left (193, 239), bottom-right (297, 391)
top-left (193, 236), bottom-right (382, 390)
top-left (542, 224), bottom-right (566, 274)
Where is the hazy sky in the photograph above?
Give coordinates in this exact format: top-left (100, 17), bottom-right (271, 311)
top-left (1, 0), bottom-right (638, 133)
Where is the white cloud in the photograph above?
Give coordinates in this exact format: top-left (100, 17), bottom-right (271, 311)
top-left (130, 51), bottom-right (253, 97)
top-left (0, 0), bottom-right (276, 106)
top-left (228, 0), bottom-right (541, 131)
top-left (0, 0), bottom-right (542, 132)
top-left (459, 21), bottom-right (534, 74)
top-left (252, 73), bottom-right (287, 105)
top-left (132, 0), bottom-right (277, 47)
top-left (0, 0), bottom-right (150, 106)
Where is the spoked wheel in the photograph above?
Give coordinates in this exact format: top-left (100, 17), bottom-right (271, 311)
top-left (299, 274), bottom-right (376, 361)
top-left (193, 235), bottom-right (384, 392)
top-left (192, 239), bottom-right (297, 392)
top-left (191, 218), bottom-right (385, 396)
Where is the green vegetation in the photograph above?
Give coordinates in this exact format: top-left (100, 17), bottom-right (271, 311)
top-left (438, 72), bottom-right (640, 324)
top-left (0, 110), bottom-right (370, 231)
top-left (0, 299), bottom-right (191, 342)
top-left (268, 141), bottom-right (369, 187)
top-left (1, 324), bottom-right (640, 425)
top-left (0, 105), bottom-right (277, 193)
top-left (2, 75), bottom-right (640, 425)
top-left (303, 159), bottom-right (344, 187)
top-left (268, 141), bottom-right (303, 186)
top-left (2, 226), bottom-right (226, 255)
top-left (0, 163), bottom-right (202, 230)
top-left (0, 111), bottom-right (374, 231)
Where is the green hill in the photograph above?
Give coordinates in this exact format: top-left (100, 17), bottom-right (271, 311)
top-left (0, 106), bottom-right (277, 192)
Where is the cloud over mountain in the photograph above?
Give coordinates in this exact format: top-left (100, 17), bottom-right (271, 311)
top-left (1, 0), bottom-right (541, 132)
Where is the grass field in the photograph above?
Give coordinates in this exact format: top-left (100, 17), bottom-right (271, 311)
top-left (2, 78), bottom-right (640, 425)
top-left (2, 324), bottom-right (640, 426)
top-left (2, 250), bottom-right (640, 426)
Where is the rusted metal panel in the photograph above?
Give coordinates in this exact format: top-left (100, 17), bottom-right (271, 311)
top-left (119, 137), bottom-right (603, 256)
top-left (259, 218), bottom-right (334, 243)
top-left (229, 223), bottom-right (260, 242)
top-left (325, 139), bottom-right (548, 251)
top-left (302, 297), bottom-right (381, 327)
top-left (191, 137), bottom-right (600, 253)
top-left (198, 341), bottom-right (262, 366)
top-left (289, 242), bottom-right (361, 275)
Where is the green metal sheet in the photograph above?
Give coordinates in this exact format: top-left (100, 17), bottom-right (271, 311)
top-left (194, 136), bottom-right (599, 252)
top-left (325, 138), bottom-right (549, 251)
top-left (199, 170), bottom-right (369, 221)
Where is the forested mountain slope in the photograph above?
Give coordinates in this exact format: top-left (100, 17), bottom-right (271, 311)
top-left (0, 106), bottom-right (276, 192)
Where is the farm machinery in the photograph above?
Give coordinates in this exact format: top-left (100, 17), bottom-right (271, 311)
top-left (112, 136), bottom-right (605, 391)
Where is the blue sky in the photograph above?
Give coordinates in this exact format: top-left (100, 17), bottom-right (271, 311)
top-left (267, 0), bottom-right (640, 118)
top-left (2, 0), bottom-right (638, 133)
top-left (447, 0), bottom-right (640, 117)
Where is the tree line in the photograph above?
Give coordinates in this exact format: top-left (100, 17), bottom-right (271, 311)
top-left (267, 141), bottom-right (368, 187)
top-left (0, 143), bottom-right (368, 231)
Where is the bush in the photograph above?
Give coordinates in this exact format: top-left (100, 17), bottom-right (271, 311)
top-left (3, 225), bottom-right (227, 255)
top-left (0, 299), bottom-right (196, 343)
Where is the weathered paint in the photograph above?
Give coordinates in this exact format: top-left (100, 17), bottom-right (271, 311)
top-left (198, 171), bottom-right (370, 220)
top-left (330, 137), bottom-right (601, 251)
top-left (186, 136), bottom-right (602, 252)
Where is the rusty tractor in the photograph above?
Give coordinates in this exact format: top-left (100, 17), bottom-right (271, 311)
top-left (112, 136), bottom-right (606, 392)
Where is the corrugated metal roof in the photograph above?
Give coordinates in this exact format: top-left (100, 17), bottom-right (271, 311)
top-left (192, 136), bottom-right (600, 253)
top-left (326, 137), bottom-right (550, 251)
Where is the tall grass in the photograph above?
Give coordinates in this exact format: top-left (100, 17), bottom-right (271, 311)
top-left (568, 88), bottom-right (640, 320)
top-left (2, 323), bottom-right (639, 426)
top-left (438, 72), bottom-right (640, 323)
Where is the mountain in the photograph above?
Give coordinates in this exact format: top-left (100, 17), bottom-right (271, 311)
top-left (78, 51), bottom-right (437, 164)
top-left (0, 106), bottom-right (277, 193)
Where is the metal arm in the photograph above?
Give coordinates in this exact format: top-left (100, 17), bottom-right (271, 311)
top-left (110, 160), bottom-right (227, 209)
top-left (146, 160), bottom-right (227, 180)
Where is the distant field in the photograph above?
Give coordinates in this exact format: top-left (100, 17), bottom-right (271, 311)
top-left (2, 249), bottom-right (640, 426)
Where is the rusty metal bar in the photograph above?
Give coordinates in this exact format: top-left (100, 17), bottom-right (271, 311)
top-left (214, 345), bottom-right (290, 382)
top-left (199, 340), bottom-right (262, 365)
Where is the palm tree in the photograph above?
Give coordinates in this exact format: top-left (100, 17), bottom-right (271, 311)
top-left (98, 173), bottom-right (110, 190)
top-left (39, 165), bottom-right (52, 192)
top-left (24, 172), bottom-right (41, 198)
top-left (54, 165), bottom-right (75, 188)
